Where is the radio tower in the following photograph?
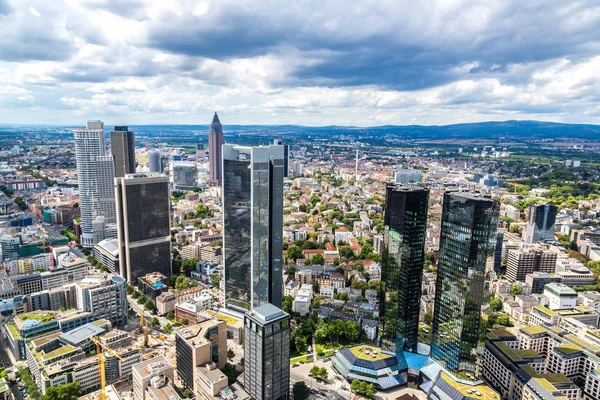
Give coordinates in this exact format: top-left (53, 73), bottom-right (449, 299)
top-left (354, 147), bottom-right (359, 186)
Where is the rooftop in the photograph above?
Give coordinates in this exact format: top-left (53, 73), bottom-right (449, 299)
top-left (521, 326), bottom-right (548, 336)
top-left (248, 303), bottom-right (288, 323)
top-left (59, 323), bottom-right (105, 345)
top-left (349, 345), bottom-right (393, 362)
top-left (440, 372), bottom-right (500, 400)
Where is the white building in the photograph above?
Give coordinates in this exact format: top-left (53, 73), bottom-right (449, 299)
top-left (544, 283), bottom-right (577, 310)
top-left (293, 284), bottom-right (313, 316)
top-left (319, 286), bottom-right (334, 299)
top-left (73, 121), bottom-right (116, 247)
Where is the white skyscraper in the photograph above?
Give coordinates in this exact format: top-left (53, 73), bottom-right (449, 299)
top-left (73, 121), bottom-right (116, 247)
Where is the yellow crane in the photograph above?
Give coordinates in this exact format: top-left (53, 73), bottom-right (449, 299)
top-left (139, 313), bottom-right (144, 334)
top-left (144, 320), bottom-right (150, 347)
top-left (90, 336), bottom-right (124, 400)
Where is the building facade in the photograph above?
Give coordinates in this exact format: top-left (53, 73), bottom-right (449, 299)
top-left (525, 203), bottom-right (558, 243)
top-left (115, 173), bottom-right (171, 284)
top-left (222, 144), bottom-right (285, 312)
top-left (73, 121), bottom-right (116, 247)
top-left (379, 184), bottom-right (429, 357)
top-left (244, 304), bottom-right (290, 400)
top-left (431, 192), bottom-right (499, 373)
top-left (506, 247), bottom-right (557, 282)
top-left (208, 112), bottom-right (224, 186)
top-left (110, 126), bottom-right (135, 178)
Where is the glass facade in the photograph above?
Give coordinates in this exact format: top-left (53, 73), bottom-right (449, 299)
top-left (431, 192), bottom-right (499, 373)
top-left (116, 175), bottom-right (172, 283)
top-left (223, 145), bottom-right (284, 312)
top-left (525, 203), bottom-right (558, 243)
top-left (379, 185), bottom-right (429, 357)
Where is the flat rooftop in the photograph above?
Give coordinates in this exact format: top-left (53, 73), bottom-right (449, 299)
top-left (248, 303), bottom-right (288, 323)
top-left (59, 323), bottom-right (105, 345)
top-left (349, 345), bottom-right (393, 362)
top-left (440, 372), bottom-right (500, 400)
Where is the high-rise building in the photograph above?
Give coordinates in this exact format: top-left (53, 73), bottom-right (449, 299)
top-left (506, 246), bottom-right (557, 282)
top-left (273, 139), bottom-right (289, 178)
top-left (148, 150), bottom-right (162, 173)
top-left (115, 173), bottom-right (171, 284)
top-left (222, 144), bottom-right (285, 313)
top-left (170, 161), bottom-right (197, 190)
top-left (244, 304), bottom-right (290, 400)
top-left (73, 121), bottom-right (116, 247)
top-left (525, 203), bottom-right (558, 243)
top-left (394, 170), bottom-right (422, 184)
top-left (208, 112), bottom-right (224, 186)
top-left (379, 184), bottom-right (429, 358)
top-left (110, 126), bottom-right (135, 178)
top-left (431, 192), bottom-right (499, 373)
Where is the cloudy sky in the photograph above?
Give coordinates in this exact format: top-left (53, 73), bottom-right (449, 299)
top-left (1, 0), bottom-right (599, 126)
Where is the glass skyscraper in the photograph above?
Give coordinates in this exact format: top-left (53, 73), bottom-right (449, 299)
top-left (431, 192), bottom-right (499, 373)
top-left (525, 203), bottom-right (558, 243)
top-left (379, 184), bottom-right (429, 360)
top-left (222, 144), bottom-right (284, 313)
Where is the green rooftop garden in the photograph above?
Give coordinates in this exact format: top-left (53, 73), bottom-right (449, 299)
top-left (40, 344), bottom-right (79, 364)
top-left (6, 322), bottom-right (20, 339)
top-left (19, 311), bottom-right (57, 323)
top-left (554, 344), bottom-right (582, 355)
top-left (522, 326), bottom-right (548, 335)
top-left (533, 306), bottom-right (557, 317)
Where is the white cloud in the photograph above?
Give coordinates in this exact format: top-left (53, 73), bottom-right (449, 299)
top-left (0, 0), bottom-right (599, 125)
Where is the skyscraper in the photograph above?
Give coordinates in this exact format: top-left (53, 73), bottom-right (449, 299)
top-left (244, 304), bottom-right (290, 400)
top-left (148, 150), bottom-right (162, 173)
top-left (73, 121), bottom-right (116, 247)
top-left (431, 192), bottom-right (499, 373)
top-left (273, 139), bottom-right (289, 178)
top-left (208, 112), bottom-right (224, 186)
top-left (110, 126), bottom-right (135, 178)
top-left (525, 203), bottom-right (558, 243)
top-left (222, 144), bottom-right (284, 313)
top-left (379, 184), bottom-right (429, 358)
top-left (115, 173), bottom-right (171, 284)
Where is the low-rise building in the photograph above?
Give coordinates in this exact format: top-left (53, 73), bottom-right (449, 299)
top-left (332, 345), bottom-right (404, 389)
top-left (544, 284), bottom-right (577, 310)
top-left (293, 284), bottom-right (313, 316)
top-left (137, 272), bottom-right (168, 302)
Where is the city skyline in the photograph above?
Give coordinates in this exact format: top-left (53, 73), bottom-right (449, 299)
top-left (1, 1), bottom-right (599, 126)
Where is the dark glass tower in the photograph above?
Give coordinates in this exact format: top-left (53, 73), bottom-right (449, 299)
top-left (222, 144), bottom-right (284, 313)
top-left (525, 203), bottom-right (558, 243)
top-left (115, 173), bottom-right (172, 284)
top-left (379, 184), bottom-right (429, 359)
top-left (110, 126), bottom-right (135, 178)
top-left (431, 192), bottom-right (499, 373)
top-left (244, 304), bottom-right (290, 400)
top-left (208, 112), bottom-right (224, 186)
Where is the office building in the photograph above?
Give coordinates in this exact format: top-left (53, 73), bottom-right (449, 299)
top-left (110, 126), bottom-right (135, 178)
top-left (175, 320), bottom-right (227, 397)
top-left (208, 112), bottom-right (224, 186)
top-left (148, 150), bottom-right (162, 173)
top-left (170, 161), bottom-right (197, 190)
top-left (525, 273), bottom-right (562, 294)
top-left (273, 139), bottom-right (289, 177)
top-left (222, 144), bottom-right (285, 312)
top-left (506, 246), bottom-right (557, 282)
top-left (115, 173), bottom-right (171, 284)
top-left (544, 283), bottom-right (577, 310)
top-left (394, 170), bottom-right (422, 184)
top-left (133, 356), bottom-right (175, 400)
top-left (431, 192), bottom-right (499, 373)
top-left (93, 238), bottom-right (119, 273)
top-left (525, 203), bottom-right (558, 243)
top-left (73, 121), bottom-right (116, 247)
top-left (379, 184), bottom-right (429, 357)
top-left (244, 304), bottom-right (290, 400)
top-left (332, 345), bottom-right (405, 390)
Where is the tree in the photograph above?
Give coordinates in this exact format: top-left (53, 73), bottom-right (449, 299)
top-left (180, 318), bottom-right (189, 325)
top-left (318, 367), bottom-right (329, 380)
top-left (40, 382), bottom-right (81, 400)
top-left (166, 311), bottom-right (175, 321)
top-left (424, 312), bottom-right (433, 325)
top-left (490, 297), bottom-right (503, 312)
top-left (144, 299), bottom-right (156, 311)
top-left (351, 379), bottom-right (361, 393)
top-left (509, 224), bottom-right (523, 235)
top-left (568, 240), bottom-right (579, 251)
top-left (227, 349), bottom-right (235, 360)
top-left (292, 381), bottom-right (311, 400)
top-left (337, 292), bottom-right (349, 301)
top-left (294, 334), bottom-right (307, 352)
top-left (367, 279), bottom-right (380, 291)
top-left (510, 284), bottom-right (523, 297)
top-left (210, 273), bottom-right (220, 287)
top-left (126, 285), bottom-right (134, 295)
top-left (282, 295), bottom-right (294, 314)
top-left (138, 295), bottom-right (147, 304)
top-left (131, 290), bottom-right (141, 300)
top-left (164, 323), bottom-right (173, 334)
top-left (310, 365), bottom-right (321, 377)
top-left (487, 313), bottom-right (498, 327)
top-left (150, 317), bottom-right (160, 328)
top-left (175, 275), bottom-right (189, 291)
top-left (287, 246), bottom-right (303, 262)
top-left (497, 314), bottom-right (512, 326)
top-left (311, 253), bottom-right (325, 265)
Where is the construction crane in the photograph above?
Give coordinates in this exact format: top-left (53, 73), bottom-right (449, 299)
top-left (144, 320), bottom-right (149, 347)
top-left (139, 313), bottom-right (144, 334)
top-left (90, 336), bottom-right (124, 400)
